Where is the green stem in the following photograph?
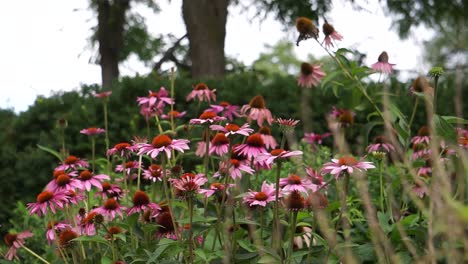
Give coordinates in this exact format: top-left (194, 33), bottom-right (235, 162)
top-left (287, 211), bottom-right (298, 264)
top-left (21, 245), bottom-right (50, 264)
top-left (188, 198), bottom-right (194, 264)
top-left (433, 76), bottom-right (439, 114)
top-left (154, 115), bottom-right (164, 135)
top-left (406, 97), bottom-right (420, 151)
top-left (379, 160), bottom-right (385, 213)
top-left (272, 162), bottom-right (282, 252)
top-left (161, 155), bottom-right (180, 240)
top-left (137, 154), bottom-right (143, 191)
top-left (121, 158), bottom-right (129, 205)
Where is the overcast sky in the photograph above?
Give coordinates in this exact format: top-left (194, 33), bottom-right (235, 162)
top-left (0, 0), bottom-right (434, 112)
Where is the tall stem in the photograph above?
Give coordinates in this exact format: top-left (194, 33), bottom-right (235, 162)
top-left (272, 162), bottom-right (282, 252)
top-left (137, 154), bottom-right (143, 191)
top-left (433, 76), bottom-right (439, 114)
top-left (188, 198), bottom-right (194, 264)
top-left (406, 97), bottom-right (420, 151)
top-left (21, 245), bottom-right (50, 264)
top-left (379, 160), bottom-right (385, 213)
top-left (161, 154), bottom-right (179, 240)
top-left (287, 211), bottom-right (298, 264)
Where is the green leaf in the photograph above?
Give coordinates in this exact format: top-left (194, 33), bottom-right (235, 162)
top-left (441, 116), bottom-right (468, 125)
top-left (377, 212), bottom-right (393, 234)
top-left (238, 240), bottom-right (256, 252)
top-left (433, 114), bottom-right (456, 142)
top-left (194, 248), bottom-right (207, 261)
top-left (258, 254), bottom-right (281, 264)
top-left (73, 235), bottom-right (110, 246)
top-left (37, 144), bottom-right (63, 162)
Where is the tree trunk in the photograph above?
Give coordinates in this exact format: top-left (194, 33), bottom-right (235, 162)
top-left (96, 0), bottom-right (130, 89)
top-left (182, 0), bottom-right (228, 78)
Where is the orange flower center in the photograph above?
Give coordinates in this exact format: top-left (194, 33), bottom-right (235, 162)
top-left (133, 191), bottom-right (150, 206)
top-left (102, 182), bottom-right (111, 191)
top-left (246, 133), bottom-right (264, 147)
top-left (270, 149), bottom-right (285, 156)
top-left (59, 230), bottom-right (78, 247)
top-left (156, 211), bottom-right (174, 232)
top-left (212, 133), bottom-right (229, 146)
top-left (230, 159), bottom-right (240, 168)
top-left (296, 17), bottom-right (315, 34)
top-left (65, 155), bottom-right (79, 165)
top-left (79, 170), bottom-right (93, 181)
top-left (373, 136), bottom-right (386, 144)
top-left (56, 174), bottom-right (71, 186)
top-left (219, 101), bottom-right (230, 107)
top-left (4, 234), bottom-right (17, 246)
top-left (199, 111), bottom-right (217, 120)
top-left (258, 126), bottom-right (271, 135)
top-left (418, 126), bottom-right (430, 137)
top-left (149, 92), bottom-right (159, 97)
top-left (211, 182), bottom-right (223, 190)
top-left (288, 175), bottom-right (302, 185)
top-left (151, 135), bottom-right (172, 148)
top-left (37, 191), bottom-right (54, 203)
top-left (249, 95), bottom-right (266, 109)
top-left (104, 199), bottom-right (119, 210)
top-left (338, 110), bottom-right (354, 125)
top-left (181, 173), bottom-right (196, 180)
top-left (194, 83), bottom-right (208, 90)
top-left (108, 226), bottom-right (122, 235)
top-left (225, 123), bottom-right (240, 132)
top-left (338, 157), bottom-right (358, 166)
top-left (114, 142), bottom-right (131, 151)
top-left (125, 161), bottom-right (136, 169)
top-left (86, 127), bottom-right (99, 134)
top-left (83, 212), bottom-right (98, 225)
top-left (53, 170), bottom-right (66, 179)
top-left (254, 191), bottom-right (268, 201)
top-left (167, 110), bottom-right (180, 117)
top-left (287, 191), bottom-right (305, 210)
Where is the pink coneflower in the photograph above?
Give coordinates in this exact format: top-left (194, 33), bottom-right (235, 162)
top-left (143, 164), bottom-right (164, 182)
top-left (56, 155), bottom-right (89, 171)
top-left (138, 134), bottom-right (190, 159)
top-left (190, 111), bottom-right (226, 125)
top-left (27, 190), bottom-right (68, 216)
top-left (241, 95), bottom-right (274, 127)
top-left (186, 83), bottom-right (216, 102)
top-left (200, 182), bottom-right (231, 199)
top-left (411, 126), bottom-right (431, 145)
top-left (107, 142), bottom-right (137, 157)
top-left (280, 174), bottom-right (315, 193)
top-left (127, 191), bottom-right (161, 216)
top-left (46, 221), bottom-right (71, 245)
top-left (58, 229), bottom-right (79, 248)
top-left (243, 181), bottom-right (276, 207)
top-left (171, 173), bottom-right (208, 199)
top-left (79, 170), bottom-right (110, 191)
top-left (285, 191), bottom-right (306, 211)
top-left (4, 231), bottom-right (33, 261)
top-left (214, 158), bottom-right (255, 180)
top-left (297, 62), bottom-right (326, 88)
top-left (304, 132), bottom-right (332, 146)
top-left (95, 182), bottom-right (123, 200)
top-left (321, 156), bottom-right (375, 178)
top-left (276, 118), bottom-right (300, 132)
top-left (137, 88), bottom-right (173, 109)
top-left (140, 105), bottom-right (160, 119)
top-left (115, 161), bottom-right (140, 175)
top-left (161, 110), bottom-right (187, 120)
top-left (322, 21), bottom-right (343, 48)
top-left (94, 91), bottom-right (112, 98)
top-left (210, 123), bottom-right (253, 137)
top-left (258, 126), bottom-right (278, 149)
top-left (256, 149), bottom-right (303, 166)
top-left (371, 51), bottom-right (395, 74)
top-left (413, 181), bottom-right (428, 198)
top-left (80, 211), bottom-right (100, 236)
top-left (80, 127), bottom-right (106, 136)
top-left (409, 76), bottom-right (434, 97)
top-left (195, 141), bottom-right (211, 157)
top-left (329, 107), bottom-right (356, 127)
top-left (411, 144), bottom-right (430, 160)
top-left (45, 172), bottom-right (82, 192)
top-left (93, 198), bottom-right (126, 220)
top-left (235, 133), bottom-right (267, 160)
top-left (306, 168), bottom-right (326, 191)
top-left (366, 136), bottom-right (395, 153)
top-left (206, 101), bottom-right (241, 121)
top-left (305, 191), bottom-right (328, 210)
top-left (210, 133), bottom-right (230, 156)
top-left (64, 190), bottom-right (86, 205)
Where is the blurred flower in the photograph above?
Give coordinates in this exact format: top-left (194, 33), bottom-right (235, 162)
top-left (64, 190), bottom-right (86, 205)
top-left (306, 168), bottom-right (327, 191)
top-left (93, 198), bottom-right (126, 220)
top-left (127, 191), bottom-right (161, 216)
top-left (413, 181), bottom-right (428, 198)
top-left (206, 101), bottom-right (241, 121)
top-left (58, 229), bottom-right (79, 248)
top-left (143, 164), bottom-right (164, 182)
top-left (276, 118), bottom-right (300, 132)
top-left (107, 142), bottom-right (138, 157)
top-left (186, 83), bottom-right (216, 102)
top-left (214, 158), bottom-right (255, 180)
top-left (304, 132), bottom-right (332, 146)
top-left (235, 133), bottom-right (267, 160)
top-left (285, 191), bottom-right (306, 211)
top-left (46, 221), bottom-right (71, 245)
top-left (410, 76), bottom-right (434, 97)
top-left (371, 51), bottom-right (395, 74)
top-left (243, 181), bottom-right (276, 207)
top-left (95, 182), bottom-right (123, 200)
top-left (210, 133), bottom-right (230, 156)
top-left (210, 123), bottom-right (253, 137)
top-left (27, 190), bottom-right (68, 216)
top-left (78, 170), bottom-right (110, 191)
top-left (366, 135), bottom-right (395, 153)
top-left (297, 62), bottom-right (326, 88)
top-left (45, 172), bottom-right (82, 192)
top-left (80, 127), bottom-right (106, 136)
top-left (138, 134), bottom-right (190, 159)
top-left (329, 107), bottom-right (355, 127)
top-left (80, 211), bottom-right (100, 236)
top-left (305, 191), bottom-right (328, 210)
top-left (171, 173), bottom-right (208, 199)
top-left (321, 156), bottom-right (375, 178)
top-left (258, 126), bottom-right (278, 149)
top-left (55, 155), bottom-right (89, 171)
top-left (161, 110), bottom-right (186, 120)
top-left (94, 91), bottom-right (112, 98)
top-left (322, 21), bottom-right (343, 48)
top-left (190, 111), bottom-right (226, 125)
top-left (295, 17), bottom-right (319, 45)
top-left (256, 149), bottom-right (303, 166)
top-left (4, 231), bottom-right (33, 261)
top-left (137, 88), bottom-right (173, 109)
top-left (411, 126), bottom-right (431, 145)
top-left (280, 174), bottom-right (315, 193)
top-left (241, 95), bottom-right (274, 127)
top-left (195, 141), bottom-right (211, 158)
top-left (115, 161), bottom-right (140, 176)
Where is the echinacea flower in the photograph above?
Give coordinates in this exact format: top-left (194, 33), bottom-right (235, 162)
top-left (322, 21), bottom-right (343, 48)
top-left (285, 191), bottom-right (306, 211)
top-left (45, 172), bottom-right (82, 192)
top-left (156, 210), bottom-right (176, 238)
top-left (27, 190), bottom-right (68, 216)
top-left (297, 62), bottom-right (326, 88)
top-left (4, 231), bottom-right (33, 261)
top-left (210, 123), bottom-right (253, 137)
top-left (304, 132), bottom-right (332, 146)
top-left (243, 181), bottom-right (276, 207)
top-left (64, 190), bottom-right (86, 205)
top-left (186, 83), bottom-right (216, 102)
top-left (46, 221), bottom-right (71, 245)
top-left (295, 17), bottom-right (319, 45)
top-left (411, 126), bottom-right (431, 145)
top-left (171, 173), bottom-right (208, 199)
top-left (206, 101), bottom-right (241, 121)
top-left (200, 182), bottom-right (231, 199)
top-left (321, 156), bottom-right (375, 178)
top-left (138, 134), bottom-right (190, 159)
top-left (107, 142), bottom-right (137, 157)
top-left (276, 118), bottom-right (300, 132)
top-left (93, 198), bottom-right (126, 220)
top-left (305, 191), bottom-right (328, 210)
top-left (78, 170), bottom-right (110, 191)
top-left (115, 161), bottom-right (140, 176)
top-left (241, 95), bottom-right (274, 127)
top-left (195, 141), bottom-right (211, 158)
top-left (258, 126), bottom-right (278, 149)
top-left (306, 168), bottom-right (327, 191)
top-left (411, 144), bottom-right (431, 160)
top-left (127, 191), bottom-right (161, 216)
top-left (95, 182), bottom-right (123, 200)
top-left (210, 133), bottom-right (230, 156)
top-left (143, 164), bottom-right (164, 182)
top-left (161, 110), bottom-right (186, 120)
top-left (371, 51), bottom-right (395, 74)
top-left (256, 149), bottom-right (303, 166)
top-left (214, 158), bottom-right (255, 180)
top-left (280, 174), bottom-right (316, 193)
top-left (329, 107), bottom-right (355, 127)
top-left (58, 229), bottom-right (79, 248)
top-left (137, 88), bottom-right (173, 109)
top-left (234, 133), bottom-right (267, 160)
top-left (409, 76), bottom-right (434, 97)
top-left (189, 111), bottom-right (226, 125)
top-left (56, 155), bottom-right (89, 171)
top-left (80, 127), bottom-right (106, 136)
top-left (94, 91), bottom-right (112, 98)
top-left (366, 135), bottom-right (395, 153)
top-left (80, 211), bottom-right (100, 236)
